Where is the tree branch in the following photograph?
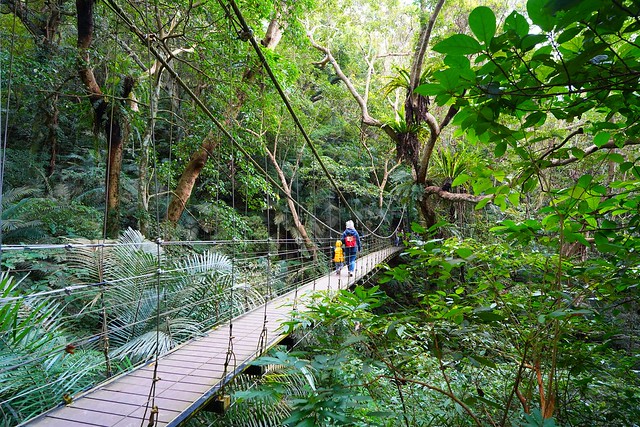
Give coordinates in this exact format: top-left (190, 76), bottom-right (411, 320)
top-left (538, 127), bottom-right (584, 161)
top-left (424, 186), bottom-right (492, 203)
top-left (376, 52), bottom-right (411, 59)
top-left (306, 29), bottom-right (382, 127)
top-left (408, 0), bottom-right (445, 94)
top-left (380, 375), bottom-right (483, 426)
top-left (547, 138), bottom-right (640, 167)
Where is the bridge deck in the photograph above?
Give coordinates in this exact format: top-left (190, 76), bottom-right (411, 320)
top-left (24, 246), bottom-right (401, 427)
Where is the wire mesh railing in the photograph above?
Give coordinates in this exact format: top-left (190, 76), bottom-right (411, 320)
top-left (0, 230), bottom-right (396, 425)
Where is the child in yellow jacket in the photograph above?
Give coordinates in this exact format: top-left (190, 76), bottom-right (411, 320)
top-left (333, 240), bottom-right (345, 274)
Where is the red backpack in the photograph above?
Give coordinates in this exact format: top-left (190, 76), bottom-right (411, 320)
top-left (345, 235), bottom-right (356, 248)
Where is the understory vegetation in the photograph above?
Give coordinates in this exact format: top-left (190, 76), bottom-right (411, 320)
top-left (1, 0), bottom-right (640, 425)
top-left (198, 228), bottom-right (639, 427)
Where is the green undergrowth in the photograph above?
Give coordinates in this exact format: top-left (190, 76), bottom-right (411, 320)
top-left (205, 233), bottom-right (639, 427)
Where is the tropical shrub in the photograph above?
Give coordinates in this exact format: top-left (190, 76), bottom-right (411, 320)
top-left (0, 272), bottom-right (107, 425)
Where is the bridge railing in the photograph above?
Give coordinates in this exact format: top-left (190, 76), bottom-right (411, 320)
top-left (0, 231), bottom-right (395, 425)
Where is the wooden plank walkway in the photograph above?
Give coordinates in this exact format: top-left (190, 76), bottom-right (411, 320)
top-left (24, 246), bottom-right (401, 427)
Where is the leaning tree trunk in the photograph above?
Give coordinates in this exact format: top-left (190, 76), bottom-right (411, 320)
top-left (166, 16), bottom-right (283, 225)
top-left (166, 131), bottom-right (218, 223)
top-left (264, 146), bottom-right (317, 259)
top-left (76, 0), bottom-right (133, 237)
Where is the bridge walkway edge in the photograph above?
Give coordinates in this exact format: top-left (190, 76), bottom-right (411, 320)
top-left (23, 246), bottom-right (402, 427)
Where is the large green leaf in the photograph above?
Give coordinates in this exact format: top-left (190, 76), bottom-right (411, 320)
top-left (433, 34), bottom-right (482, 56)
top-left (469, 6), bottom-right (496, 45)
top-left (414, 83), bottom-right (445, 96)
top-left (527, 0), bottom-right (556, 31)
top-left (504, 11), bottom-right (529, 37)
top-left (593, 132), bottom-right (611, 148)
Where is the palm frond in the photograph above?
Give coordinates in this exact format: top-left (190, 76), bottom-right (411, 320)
top-left (196, 363), bottom-right (300, 426)
top-left (179, 251), bottom-right (233, 276)
top-left (381, 67), bottom-right (411, 97)
top-left (1, 187), bottom-right (40, 207)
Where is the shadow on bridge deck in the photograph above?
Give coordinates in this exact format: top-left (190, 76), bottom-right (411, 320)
top-left (23, 246), bottom-right (402, 427)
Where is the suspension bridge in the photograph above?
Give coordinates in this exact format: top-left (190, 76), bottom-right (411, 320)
top-left (0, 0), bottom-right (409, 424)
top-left (1, 235), bottom-right (401, 427)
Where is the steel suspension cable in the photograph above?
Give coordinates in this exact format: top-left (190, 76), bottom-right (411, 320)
top-left (226, 0), bottom-right (372, 234)
top-left (140, 1), bottom-right (163, 423)
top-left (100, 0), bottom-right (371, 239)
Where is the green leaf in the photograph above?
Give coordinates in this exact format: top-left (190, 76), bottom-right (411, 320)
top-left (508, 192), bottom-right (520, 206)
top-left (557, 25), bottom-right (583, 44)
top-left (504, 11), bottom-right (529, 37)
top-left (434, 68), bottom-right (461, 91)
top-left (520, 34), bottom-right (547, 52)
top-left (444, 55), bottom-right (471, 69)
top-left (469, 7), bottom-right (496, 45)
top-left (494, 140), bottom-right (507, 157)
top-left (606, 153), bottom-right (625, 163)
top-left (433, 34), bottom-right (482, 55)
top-left (570, 147), bottom-right (585, 159)
top-left (474, 310), bottom-right (505, 323)
top-left (548, 309), bottom-right (568, 319)
top-left (527, 0), bottom-right (556, 31)
top-left (455, 247), bottom-right (474, 259)
top-left (593, 132), bottom-right (610, 148)
top-left (620, 162), bottom-right (634, 173)
top-left (475, 197), bottom-right (491, 210)
top-left (576, 174), bottom-right (593, 189)
top-left (522, 111), bottom-right (547, 128)
top-left (414, 83), bottom-right (444, 96)
top-left (468, 354), bottom-right (497, 369)
top-left (451, 174), bottom-right (471, 187)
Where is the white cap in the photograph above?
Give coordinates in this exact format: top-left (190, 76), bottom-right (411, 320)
top-left (346, 220), bottom-right (354, 229)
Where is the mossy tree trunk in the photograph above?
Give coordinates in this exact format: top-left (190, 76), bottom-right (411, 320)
top-left (165, 15), bottom-right (284, 225)
top-left (76, 0), bottom-right (133, 237)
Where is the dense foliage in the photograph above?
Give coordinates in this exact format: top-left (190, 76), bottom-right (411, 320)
top-left (0, 0), bottom-right (639, 425)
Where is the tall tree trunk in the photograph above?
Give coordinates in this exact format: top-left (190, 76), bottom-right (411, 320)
top-left (43, 93), bottom-right (59, 178)
top-left (264, 141), bottom-right (316, 259)
top-left (76, 0), bottom-right (132, 237)
top-left (137, 76), bottom-right (162, 236)
top-left (4, 0), bottom-right (66, 178)
top-left (404, 0), bottom-right (446, 228)
top-left (166, 16), bottom-right (284, 225)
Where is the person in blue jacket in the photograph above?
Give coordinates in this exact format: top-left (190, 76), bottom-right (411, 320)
top-left (341, 220), bottom-right (362, 276)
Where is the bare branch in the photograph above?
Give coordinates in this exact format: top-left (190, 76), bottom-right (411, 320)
top-left (439, 105), bottom-right (458, 130)
top-left (376, 52), bottom-right (411, 59)
top-left (312, 55), bottom-right (330, 68)
top-left (547, 138), bottom-right (640, 167)
top-left (408, 0), bottom-right (446, 93)
top-left (307, 29), bottom-right (382, 127)
top-left (148, 46), bottom-right (195, 75)
top-left (539, 127), bottom-right (584, 161)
